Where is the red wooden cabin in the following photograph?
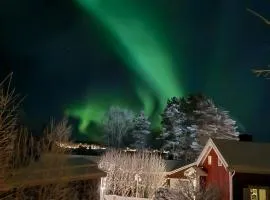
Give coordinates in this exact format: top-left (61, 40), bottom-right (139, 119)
top-left (167, 138), bottom-right (270, 200)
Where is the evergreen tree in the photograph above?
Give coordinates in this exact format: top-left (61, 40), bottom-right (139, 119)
top-left (130, 111), bottom-right (151, 149)
top-left (193, 99), bottom-right (239, 150)
top-left (161, 94), bottom-right (239, 162)
top-left (161, 97), bottom-right (196, 162)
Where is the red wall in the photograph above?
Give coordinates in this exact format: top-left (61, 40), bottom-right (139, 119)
top-left (201, 149), bottom-right (230, 200)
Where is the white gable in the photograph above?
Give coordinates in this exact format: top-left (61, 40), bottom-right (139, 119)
top-left (196, 138), bottom-right (228, 169)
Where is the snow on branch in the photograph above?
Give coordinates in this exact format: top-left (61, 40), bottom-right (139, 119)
top-left (247, 8), bottom-right (270, 25)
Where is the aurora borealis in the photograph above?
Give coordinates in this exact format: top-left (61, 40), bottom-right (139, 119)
top-left (76, 0), bottom-right (183, 99)
top-left (67, 0), bottom-right (185, 133)
top-left (0, 0), bottom-right (270, 141)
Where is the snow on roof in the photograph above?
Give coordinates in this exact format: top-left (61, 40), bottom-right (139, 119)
top-left (166, 162), bottom-right (197, 177)
top-left (4, 154), bottom-right (106, 190)
top-left (212, 138), bottom-right (270, 174)
top-left (164, 159), bottom-right (185, 172)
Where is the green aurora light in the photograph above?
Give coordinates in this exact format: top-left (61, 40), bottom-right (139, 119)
top-left (65, 92), bottom-right (142, 133)
top-left (67, 0), bottom-right (185, 137)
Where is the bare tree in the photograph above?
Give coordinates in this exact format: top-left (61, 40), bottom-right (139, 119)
top-left (153, 187), bottom-right (182, 200)
top-left (0, 74), bottom-right (100, 200)
top-left (0, 73), bottom-right (22, 178)
top-left (174, 179), bottom-right (221, 200)
top-left (41, 117), bottom-right (72, 154)
top-left (99, 150), bottom-right (166, 198)
top-left (19, 118), bottom-right (73, 199)
top-left (247, 8), bottom-right (270, 79)
top-left (252, 67), bottom-right (270, 79)
top-left (12, 127), bottom-right (40, 169)
top-left (103, 106), bottom-right (135, 147)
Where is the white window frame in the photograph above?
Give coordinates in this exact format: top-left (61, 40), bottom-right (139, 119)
top-left (218, 158), bottom-right (222, 166)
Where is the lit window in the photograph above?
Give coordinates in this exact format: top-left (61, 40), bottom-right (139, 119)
top-left (218, 158), bottom-right (222, 166)
top-left (250, 188), bottom-right (258, 200)
top-left (208, 156), bottom-right (212, 165)
top-left (250, 188), bottom-right (267, 200)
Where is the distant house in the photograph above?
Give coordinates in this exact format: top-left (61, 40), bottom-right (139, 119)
top-left (166, 138), bottom-right (270, 200)
top-left (0, 154), bottom-right (106, 199)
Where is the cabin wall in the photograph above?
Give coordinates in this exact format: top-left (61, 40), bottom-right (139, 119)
top-left (201, 149), bottom-right (230, 200)
top-left (0, 179), bottom-right (101, 200)
top-left (0, 178), bottom-right (9, 192)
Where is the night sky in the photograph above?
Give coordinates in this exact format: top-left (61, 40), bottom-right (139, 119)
top-left (0, 0), bottom-right (270, 142)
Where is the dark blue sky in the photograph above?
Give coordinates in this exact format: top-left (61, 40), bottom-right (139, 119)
top-left (0, 0), bottom-right (270, 141)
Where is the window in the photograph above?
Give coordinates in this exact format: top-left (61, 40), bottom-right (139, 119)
top-left (250, 188), bottom-right (258, 200)
top-left (245, 188), bottom-right (268, 200)
top-left (218, 158), bottom-right (222, 166)
top-left (259, 189), bottom-right (267, 200)
top-left (207, 156), bottom-right (212, 165)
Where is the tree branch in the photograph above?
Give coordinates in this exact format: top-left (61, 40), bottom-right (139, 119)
top-left (247, 8), bottom-right (270, 25)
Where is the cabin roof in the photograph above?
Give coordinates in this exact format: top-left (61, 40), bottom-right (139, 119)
top-left (164, 159), bottom-right (185, 172)
top-left (2, 154), bottom-right (106, 191)
top-left (210, 139), bottom-right (270, 174)
top-left (172, 138), bottom-right (270, 177)
top-left (166, 162), bottom-right (197, 178)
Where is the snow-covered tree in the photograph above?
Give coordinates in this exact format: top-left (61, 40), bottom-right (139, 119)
top-left (161, 95), bottom-right (239, 161)
top-left (193, 98), bottom-right (239, 151)
top-left (161, 97), bottom-right (196, 162)
top-left (130, 111), bottom-right (151, 149)
top-left (102, 106), bottom-right (135, 148)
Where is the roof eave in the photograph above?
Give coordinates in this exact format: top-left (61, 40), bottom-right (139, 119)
top-left (8, 172), bottom-right (106, 189)
top-left (166, 162), bottom-right (197, 176)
